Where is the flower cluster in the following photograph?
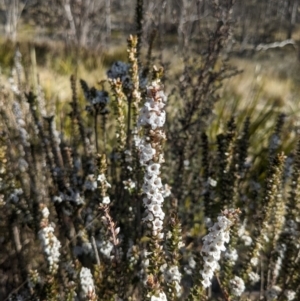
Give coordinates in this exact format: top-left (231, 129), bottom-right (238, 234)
top-left (248, 271), bottom-right (260, 284)
top-left (52, 189), bottom-right (85, 206)
top-left (137, 87), bottom-right (167, 130)
top-left (224, 248), bottom-right (238, 263)
top-left (96, 238), bottom-right (113, 258)
top-left (38, 206), bottom-right (61, 274)
top-left (201, 214), bottom-right (233, 287)
top-left (98, 173), bottom-right (111, 205)
top-left (80, 267), bottom-right (96, 299)
top-left (284, 290), bottom-right (296, 301)
top-left (138, 139), bottom-right (156, 165)
top-left (163, 265), bottom-right (182, 297)
top-left (150, 291), bottom-right (167, 301)
top-left (230, 276), bottom-right (245, 296)
top-left (138, 81), bottom-right (168, 236)
top-left (273, 243), bottom-right (286, 281)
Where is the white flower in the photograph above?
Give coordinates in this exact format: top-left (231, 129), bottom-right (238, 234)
top-left (183, 159), bottom-right (190, 167)
top-left (53, 195), bottom-right (63, 203)
top-left (123, 179), bottom-right (136, 190)
top-left (201, 213), bottom-right (232, 287)
top-left (284, 290), bottom-right (296, 301)
top-left (102, 196), bottom-right (110, 204)
top-left (152, 192), bottom-right (164, 204)
top-left (143, 211), bottom-right (155, 222)
top-left (230, 276), bottom-right (245, 296)
top-left (201, 278), bottom-right (211, 288)
top-left (97, 173), bottom-right (111, 188)
top-left (250, 257), bottom-right (259, 267)
top-left (164, 265), bottom-right (182, 283)
top-left (97, 240), bottom-right (113, 258)
top-left (241, 234), bottom-right (252, 246)
top-left (142, 182), bottom-right (158, 196)
top-left (200, 266), bottom-right (214, 279)
top-left (273, 255), bottom-right (283, 280)
top-left (248, 271), bottom-right (260, 283)
top-left (42, 207), bottom-right (50, 218)
top-left (74, 192), bottom-right (85, 205)
top-left (148, 176), bottom-right (163, 188)
top-left (213, 235), bottom-right (227, 251)
top-left (147, 163), bottom-right (161, 176)
top-left (146, 204), bottom-right (165, 220)
top-left (202, 255), bottom-right (219, 270)
top-left (145, 99), bottom-right (163, 112)
top-left (151, 111), bottom-right (166, 129)
top-left (217, 216), bottom-right (232, 229)
top-left (38, 223), bottom-right (61, 274)
top-left (150, 291), bottom-right (167, 301)
top-left (151, 218), bottom-right (164, 234)
top-left (80, 267), bottom-right (95, 297)
top-left (208, 177), bottom-right (217, 187)
top-left (138, 81), bottom-right (168, 239)
top-left (139, 141), bottom-right (156, 165)
top-left (224, 248), bottom-right (238, 262)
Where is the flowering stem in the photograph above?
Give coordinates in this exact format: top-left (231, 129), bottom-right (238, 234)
top-left (215, 274), bottom-right (231, 301)
top-left (94, 109), bottom-right (99, 153)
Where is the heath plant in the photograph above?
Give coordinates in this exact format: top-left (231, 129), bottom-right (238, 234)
top-left (2, 1), bottom-right (300, 301)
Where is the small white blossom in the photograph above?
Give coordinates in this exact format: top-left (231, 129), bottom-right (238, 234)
top-left (250, 257), bottom-right (259, 267)
top-left (224, 248), bottom-right (238, 262)
top-left (97, 239), bottom-right (113, 258)
top-left (208, 177), bottom-right (217, 187)
top-left (230, 276), bottom-right (245, 296)
top-left (41, 207), bottom-right (50, 218)
top-left (80, 267), bottom-right (95, 297)
top-left (102, 196), bottom-right (111, 204)
top-left (241, 234), bottom-right (252, 246)
top-left (147, 163), bottom-right (161, 176)
top-left (201, 214), bottom-right (232, 287)
top-left (164, 265), bottom-right (182, 294)
top-left (150, 291), bottom-right (167, 301)
top-left (123, 179), bottom-right (136, 190)
top-left (97, 173), bottom-right (111, 188)
top-left (284, 290), bottom-right (296, 301)
top-left (38, 221), bottom-right (61, 274)
top-left (248, 271), bottom-right (260, 284)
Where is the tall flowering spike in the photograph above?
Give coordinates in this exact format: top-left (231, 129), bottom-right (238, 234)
top-left (38, 204), bottom-right (61, 275)
top-left (80, 267), bottom-right (97, 301)
top-left (229, 276), bottom-right (245, 297)
top-left (128, 35), bottom-right (141, 125)
top-left (242, 152), bottom-right (285, 284)
top-left (165, 212), bottom-right (184, 299)
top-left (138, 70), bottom-right (168, 236)
top-left (38, 204), bottom-right (61, 300)
top-left (138, 68), bottom-right (168, 299)
top-left (109, 78), bottom-right (127, 153)
top-left (97, 154), bottom-right (111, 205)
top-left (275, 139), bottom-right (300, 291)
top-left (200, 209), bottom-right (240, 288)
